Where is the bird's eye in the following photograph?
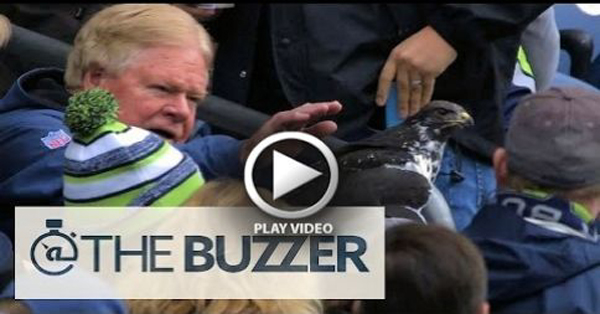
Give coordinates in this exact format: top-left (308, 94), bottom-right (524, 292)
top-left (435, 108), bottom-right (452, 116)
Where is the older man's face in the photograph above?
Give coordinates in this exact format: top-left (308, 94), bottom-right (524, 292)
top-left (90, 45), bottom-right (209, 143)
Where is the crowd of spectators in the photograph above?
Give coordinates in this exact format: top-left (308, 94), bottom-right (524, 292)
top-left (0, 4), bottom-right (598, 314)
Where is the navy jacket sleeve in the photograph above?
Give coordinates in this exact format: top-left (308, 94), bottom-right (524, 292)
top-left (176, 132), bottom-right (244, 180)
top-left (0, 110), bottom-right (68, 206)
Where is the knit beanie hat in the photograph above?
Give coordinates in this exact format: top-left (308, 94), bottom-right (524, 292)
top-left (62, 88), bottom-right (204, 206)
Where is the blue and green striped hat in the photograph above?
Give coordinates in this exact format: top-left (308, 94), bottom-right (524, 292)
top-left (62, 88), bottom-right (204, 206)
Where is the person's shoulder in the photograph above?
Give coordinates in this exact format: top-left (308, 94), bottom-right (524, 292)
top-left (462, 201), bottom-right (524, 239)
top-left (0, 67), bottom-right (67, 120)
top-left (0, 106), bottom-right (68, 152)
top-left (464, 201), bottom-right (506, 227)
top-left (0, 106), bottom-right (64, 130)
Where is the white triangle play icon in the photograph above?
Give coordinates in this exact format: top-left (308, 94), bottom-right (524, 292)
top-left (272, 150), bottom-right (322, 200)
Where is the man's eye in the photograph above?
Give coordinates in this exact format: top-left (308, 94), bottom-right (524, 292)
top-left (151, 85), bottom-right (170, 93)
top-left (188, 95), bottom-right (206, 106)
top-left (187, 96), bottom-right (200, 104)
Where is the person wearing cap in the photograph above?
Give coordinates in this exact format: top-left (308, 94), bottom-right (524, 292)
top-left (0, 4), bottom-right (342, 207)
top-left (463, 86), bottom-right (600, 314)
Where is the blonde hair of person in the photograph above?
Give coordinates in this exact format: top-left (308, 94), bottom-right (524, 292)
top-left (0, 14), bottom-right (11, 48)
top-left (129, 299), bottom-right (322, 314)
top-left (184, 178), bottom-right (288, 208)
top-left (64, 4), bottom-right (214, 91)
top-left (127, 179), bottom-right (323, 314)
top-left (184, 179), bottom-right (255, 207)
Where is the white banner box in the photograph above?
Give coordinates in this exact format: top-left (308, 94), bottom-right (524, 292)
top-left (14, 206), bottom-right (384, 299)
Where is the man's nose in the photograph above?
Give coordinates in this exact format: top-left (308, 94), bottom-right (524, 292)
top-left (163, 94), bottom-right (192, 121)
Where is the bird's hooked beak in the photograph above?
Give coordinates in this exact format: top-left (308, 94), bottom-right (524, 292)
top-left (441, 110), bottom-right (474, 130)
top-left (458, 111), bottom-right (474, 127)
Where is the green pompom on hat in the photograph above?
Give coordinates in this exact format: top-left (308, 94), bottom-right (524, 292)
top-left (65, 88), bottom-right (119, 137)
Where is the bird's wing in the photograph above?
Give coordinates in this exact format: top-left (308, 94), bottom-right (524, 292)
top-left (282, 149), bottom-right (430, 208)
top-left (332, 166), bottom-right (432, 209)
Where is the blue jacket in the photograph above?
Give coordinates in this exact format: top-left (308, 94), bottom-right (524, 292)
top-left (0, 68), bottom-right (243, 207)
top-left (464, 192), bottom-right (600, 314)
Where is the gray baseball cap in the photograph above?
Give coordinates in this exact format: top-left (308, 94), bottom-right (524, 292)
top-left (506, 86), bottom-right (600, 189)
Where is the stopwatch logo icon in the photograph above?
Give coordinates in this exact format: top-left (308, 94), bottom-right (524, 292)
top-left (30, 219), bottom-right (78, 276)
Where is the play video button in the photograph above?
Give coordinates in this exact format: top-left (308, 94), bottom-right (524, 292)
top-left (272, 150), bottom-right (322, 200)
top-left (244, 132), bottom-right (339, 219)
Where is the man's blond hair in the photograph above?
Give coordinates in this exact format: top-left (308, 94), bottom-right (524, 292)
top-left (65, 4), bottom-right (214, 91)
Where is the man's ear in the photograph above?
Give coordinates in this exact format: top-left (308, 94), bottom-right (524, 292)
top-left (493, 148), bottom-right (508, 187)
top-left (81, 64), bottom-right (106, 90)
